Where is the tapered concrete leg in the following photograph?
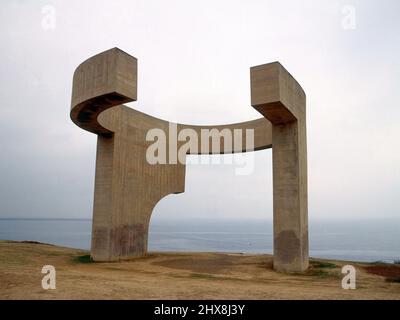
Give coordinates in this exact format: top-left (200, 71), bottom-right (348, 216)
top-left (251, 62), bottom-right (309, 272)
top-left (272, 122), bottom-right (308, 272)
top-left (91, 134), bottom-right (153, 261)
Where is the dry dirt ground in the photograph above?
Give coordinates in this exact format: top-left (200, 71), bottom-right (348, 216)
top-left (0, 240), bottom-right (399, 300)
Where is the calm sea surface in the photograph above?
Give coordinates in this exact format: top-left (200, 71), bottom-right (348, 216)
top-left (0, 218), bottom-right (399, 263)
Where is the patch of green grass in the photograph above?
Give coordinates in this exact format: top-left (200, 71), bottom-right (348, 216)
top-left (308, 269), bottom-right (331, 277)
top-left (288, 261), bottom-right (341, 278)
top-left (46, 252), bottom-right (68, 257)
top-left (310, 261), bottom-right (338, 269)
top-left (291, 269), bottom-right (337, 278)
top-left (72, 254), bottom-right (93, 264)
top-left (307, 269), bottom-right (341, 278)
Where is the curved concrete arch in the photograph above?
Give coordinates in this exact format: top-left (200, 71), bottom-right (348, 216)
top-left (70, 48), bottom-right (308, 272)
top-left (71, 49), bottom-right (272, 153)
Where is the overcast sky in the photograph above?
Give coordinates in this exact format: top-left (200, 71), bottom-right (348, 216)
top-left (0, 0), bottom-right (399, 221)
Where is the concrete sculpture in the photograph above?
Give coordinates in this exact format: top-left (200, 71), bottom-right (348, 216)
top-left (70, 48), bottom-right (308, 272)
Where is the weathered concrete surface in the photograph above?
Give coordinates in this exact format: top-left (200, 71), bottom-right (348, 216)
top-left (70, 48), bottom-right (308, 272)
top-left (251, 62), bottom-right (308, 272)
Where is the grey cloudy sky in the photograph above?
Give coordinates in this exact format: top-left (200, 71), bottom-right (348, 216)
top-left (0, 0), bottom-right (399, 221)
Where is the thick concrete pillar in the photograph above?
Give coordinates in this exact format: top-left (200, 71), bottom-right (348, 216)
top-left (90, 132), bottom-right (153, 261)
top-left (89, 107), bottom-right (187, 261)
top-left (251, 62), bottom-right (309, 272)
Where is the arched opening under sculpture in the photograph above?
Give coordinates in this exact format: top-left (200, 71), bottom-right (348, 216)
top-left (148, 149), bottom-right (273, 254)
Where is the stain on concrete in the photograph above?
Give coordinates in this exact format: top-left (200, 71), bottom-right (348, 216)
top-left (110, 224), bottom-right (146, 258)
top-left (92, 227), bottom-right (109, 251)
top-left (274, 230), bottom-right (300, 265)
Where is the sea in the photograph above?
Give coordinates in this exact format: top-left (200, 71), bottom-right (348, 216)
top-left (0, 218), bottom-right (399, 263)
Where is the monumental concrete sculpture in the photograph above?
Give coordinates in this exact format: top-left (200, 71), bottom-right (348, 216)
top-left (70, 48), bottom-right (308, 272)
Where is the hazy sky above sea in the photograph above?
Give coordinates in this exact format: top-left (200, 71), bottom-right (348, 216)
top-left (0, 0), bottom-right (399, 221)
